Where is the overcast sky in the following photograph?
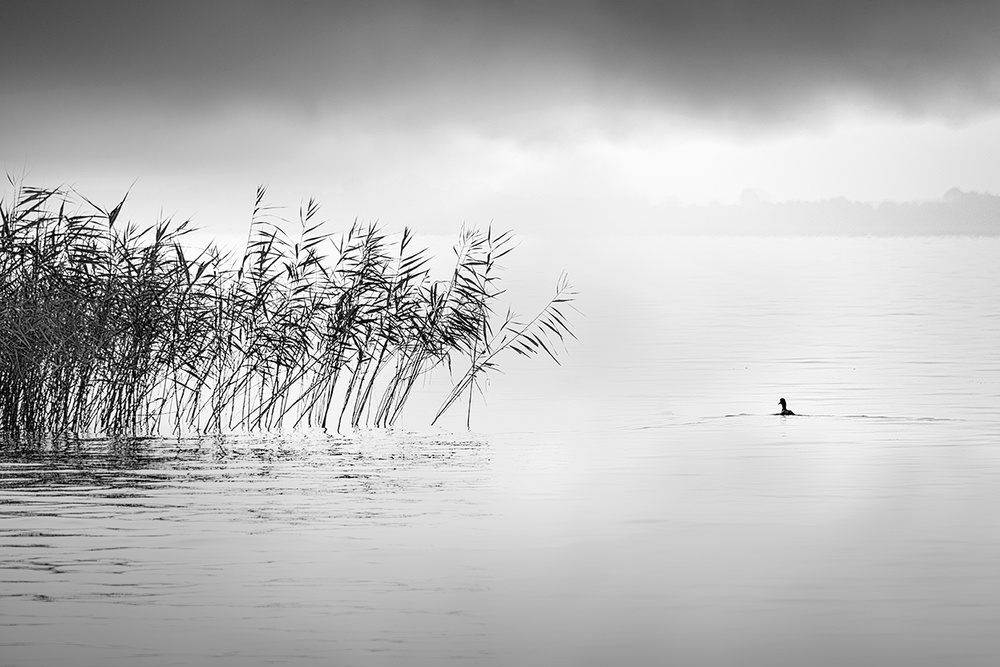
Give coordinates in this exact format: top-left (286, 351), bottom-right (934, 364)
top-left (3, 0), bottom-right (1000, 236)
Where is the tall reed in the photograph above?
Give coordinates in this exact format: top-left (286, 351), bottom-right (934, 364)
top-left (0, 180), bottom-right (575, 437)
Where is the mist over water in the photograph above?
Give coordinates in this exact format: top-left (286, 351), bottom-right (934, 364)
top-left (2, 236), bottom-right (999, 666)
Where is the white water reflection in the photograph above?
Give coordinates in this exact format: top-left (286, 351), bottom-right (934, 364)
top-left (1, 435), bottom-right (496, 666)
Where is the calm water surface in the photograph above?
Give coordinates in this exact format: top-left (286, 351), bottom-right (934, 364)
top-left (2, 237), bottom-right (999, 666)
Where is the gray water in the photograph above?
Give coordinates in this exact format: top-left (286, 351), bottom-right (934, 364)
top-left (2, 236), bottom-right (999, 666)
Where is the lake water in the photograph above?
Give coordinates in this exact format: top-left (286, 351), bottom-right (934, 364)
top-left (2, 236), bottom-right (999, 666)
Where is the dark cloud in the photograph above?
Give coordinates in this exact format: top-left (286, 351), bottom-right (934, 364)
top-left (3, 1), bottom-right (1000, 130)
top-left (585, 0), bottom-right (1000, 122)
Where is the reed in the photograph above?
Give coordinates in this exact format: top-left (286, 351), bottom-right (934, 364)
top-left (0, 179), bottom-right (575, 437)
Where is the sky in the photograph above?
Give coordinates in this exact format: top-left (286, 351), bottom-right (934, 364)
top-left (3, 0), bottom-right (1000, 237)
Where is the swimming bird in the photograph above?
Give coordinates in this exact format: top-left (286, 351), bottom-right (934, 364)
top-left (778, 398), bottom-right (795, 416)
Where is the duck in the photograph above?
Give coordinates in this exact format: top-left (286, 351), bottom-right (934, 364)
top-left (778, 398), bottom-right (795, 416)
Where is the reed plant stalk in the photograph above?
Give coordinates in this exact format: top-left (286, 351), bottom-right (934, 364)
top-left (0, 180), bottom-right (575, 437)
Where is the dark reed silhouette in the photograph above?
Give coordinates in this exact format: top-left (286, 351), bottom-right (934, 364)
top-left (0, 180), bottom-right (575, 436)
